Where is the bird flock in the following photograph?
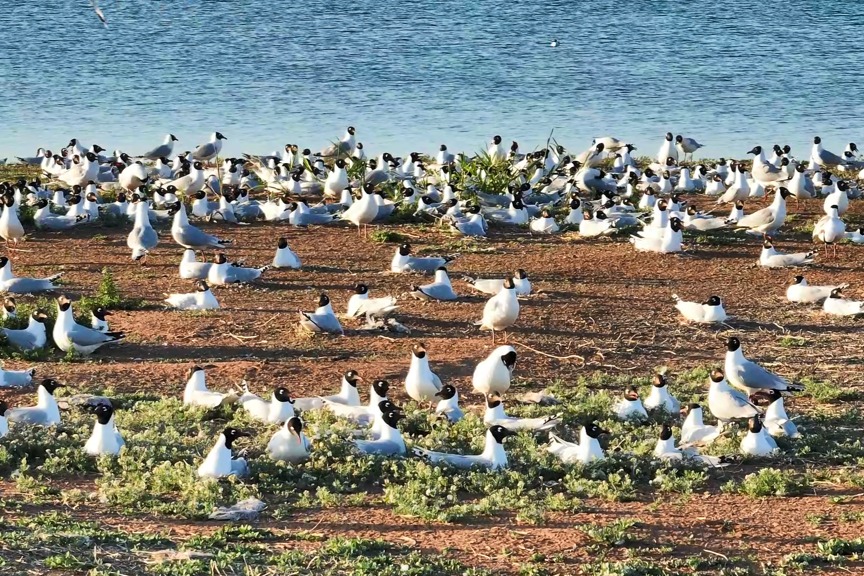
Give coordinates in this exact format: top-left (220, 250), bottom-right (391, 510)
top-left (0, 127), bottom-right (861, 481)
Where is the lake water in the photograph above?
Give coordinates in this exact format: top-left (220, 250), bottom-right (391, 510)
top-left (2, 0), bottom-right (863, 161)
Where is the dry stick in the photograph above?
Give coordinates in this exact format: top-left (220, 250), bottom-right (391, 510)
top-left (227, 332), bottom-right (257, 342)
top-left (702, 549), bottom-right (729, 561)
top-left (510, 340), bottom-right (586, 363)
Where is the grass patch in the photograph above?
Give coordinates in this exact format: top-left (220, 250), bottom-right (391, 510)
top-left (77, 267), bottom-right (145, 313)
top-left (738, 468), bottom-right (812, 498)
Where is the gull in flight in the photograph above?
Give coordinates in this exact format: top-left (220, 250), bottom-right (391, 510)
top-left (89, 0), bottom-right (108, 28)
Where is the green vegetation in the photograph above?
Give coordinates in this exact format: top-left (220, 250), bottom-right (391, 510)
top-left (78, 267), bottom-right (144, 313)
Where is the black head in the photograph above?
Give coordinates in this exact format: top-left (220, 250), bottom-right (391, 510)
top-left (273, 387), bottom-right (293, 403)
top-left (353, 283), bottom-right (369, 295)
top-left (381, 408), bottom-right (405, 428)
top-left (286, 416), bottom-right (303, 435)
top-left (659, 423), bottom-right (673, 441)
top-left (503, 277), bottom-right (515, 290)
top-left (214, 253), bottom-right (228, 265)
top-left (569, 196), bottom-right (581, 209)
top-left (703, 295), bottom-right (722, 307)
top-left (372, 379), bottom-right (390, 397)
top-left (779, 187), bottom-right (791, 199)
top-left (3, 297), bottom-right (14, 313)
top-left (813, 136), bottom-right (822, 145)
top-left (665, 132), bottom-right (673, 141)
top-left (584, 421), bottom-right (608, 438)
top-left (514, 269), bottom-right (527, 280)
top-left (317, 293), bottom-right (330, 307)
top-left (747, 417), bottom-right (763, 433)
top-left (709, 369), bottom-right (725, 383)
top-left (91, 306), bottom-right (111, 321)
top-left (222, 427), bottom-right (250, 448)
top-left (94, 404), bottom-right (114, 425)
top-left (652, 373), bottom-right (667, 388)
top-left (489, 425), bottom-right (515, 443)
top-left (791, 275), bottom-right (804, 285)
top-left (347, 126), bottom-right (356, 135)
top-left (486, 394), bottom-right (502, 408)
top-left (31, 309), bottom-right (49, 323)
top-left (41, 379), bottom-right (64, 395)
top-left (0, 399), bottom-right (7, 416)
top-left (829, 287), bottom-right (843, 299)
top-left (624, 386), bottom-right (639, 400)
top-left (747, 146), bottom-right (761, 155)
top-left (170, 134), bottom-right (178, 142)
top-left (412, 343), bottom-right (427, 359)
top-left (687, 402), bottom-right (701, 414)
top-left (434, 384), bottom-right (456, 400)
top-left (335, 159), bottom-right (346, 169)
top-left (215, 132), bottom-right (227, 140)
top-left (675, 134), bottom-right (683, 143)
top-left (57, 296), bottom-right (72, 312)
top-left (398, 243), bottom-right (412, 256)
top-left (765, 389), bottom-right (782, 404)
top-left (344, 370), bottom-right (361, 386)
top-left (726, 337), bottom-right (741, 352)
top-left (501, 349), bottom-right (517, 369)
top-left (492, 135), bottom-right (502, 145)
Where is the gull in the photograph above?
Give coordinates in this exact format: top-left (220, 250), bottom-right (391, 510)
top-left (140, 134), bottom-right (178, 160)
top-left (747, 146), bottom-right (785, 184)
top-left (58, 152), bottom-right (99, 187)
top-left (673, 294), bottom-right (727, 323)
top-left (823, 180), bottom-right (850, 217)
top-left (547, 422), bottom-right (607, 465)
top-left (267, 417), bottom-right (312, 464)
top-left (823, 287), bottom-right (864, 316)
top-left (724, 337), bottom-right (804, 397)
top-left (2, 309), bottom-right (48, 351)
top-left (464, 269), bottom-right (531, 297)
top-left (0, 400), bottom-right (6, 437)
top-left (179, 250), bottom-right (212, 279)
top-left (207, 254), bottom-right (267, 285)
top-left (165, 280), bottom-right (219, 310)
top-left (293, 370), bottom-right (362, 411)
top-left (733, 187), bottom-right (790, 235)
top-left (414, 424), bottom-right (515, 470)
top-left (183, 365), bottom-right (238, 408)
top-left (740, 417), bottom-right (778, 457)
top-left (405, 343), bottom-right (442, 402)
top-left (353, 403), bottom-right (406, 456)
top-left (391, 243), bottom-right (454, 273)
top-left (612, 387), bottom-right (648, 421)
top-left (192, 132), bottom-right (228, 162)
top-left (238, 384), bottom-right (295, 424)
top-left (163, 161), bottom-right (204, 194)
top-left (84, 404), bottom-right (125, 456)
top-left (272, 238), bottom-right (301, 269)
top-left (643, 373), bottom-right (680, 414)
top-left (127, 200), bottom-right (158, 261)
top-left (477, 277), bottom-right (520, 343)
top-left (550, 38), bottom-right (559, 47)
top-left (630, 217), bottom-right (683, 253)
top-left (436, 144), bottom-right (455, 165)
top-left (169, 202), bottom-right (232, 250)
top-left (0, 195), bottom-right (25, 245)
top-left (763, 390), bottom-right (800, 439)
top-left (487, 135), bottom-right (507, 163)
top-left (318, 126), bottom-right (356, 158)
top-left (324, 159), bottom-right (350, 198)
top-left (53, 296), bottom-right (123, 354)
top-left (451, 206), bottom-right (488, 237)
top-left (324, 379), bottom-right (391, 427)
top-left (675, 135), bottom-right (703, 161)
top-left (786, 163), bottom-right (815, 200)
top-left (653, 424), bottom-right (726, 467)
top-left (2, 296), bottom-right (14, 320)
top-left (707, 368), bottom-right (759, 427)
top-left (682, 207), bottom-right (726, 231)
top-left (847, 227), bottom-right (864, 244)
top-left (434, 384), bottom-right (464, 423)
top-left (90, 307), bottom-right (110, 332)
top-left (33, 198), bottom-right (89, 230)
top-left (787, 276), bottom-right (847, 304)
top-left (579, 210), bottom-right (616, 237)
top-left (680, 403), bottom-right (719, 444)
top-left (716, 164), bottom-right (750, 204)
top-left (198, 427), bottom-right (250, 478)
top-left (656, 132), bottom-right (678, 164)
top-left (299, 293), bottom-right (343, 334)
top-left (6, 379), bottom-right (64, 426)
top-left (0, 257), bottom-right (63, 294)
top-left (119, 162), bottom-right (150, 192)
top-left (88, 0), bottom-right (107, 27)
top-left (472, 345), bottom-right (517, 396)
top-left (16, 148), bottom-right (48, 165)
top-left (564, 197), bottom-right (584, 225)
top-left (811, 136), bottom-right (846, 167)
top-left (529, 209), bottom-right (560, 234)
top-left (409, 267), bottom-right (457, 301)
top-left (0, 364), bottom-right (34, 389)
top-left (484, 395), bottom-right (560, 431)
top-left (759, 238), bottom-right (814, 268)
top-left (813, 205), bottom-right (846, 258)
top-left (346, 284), bottom-right (397, 318)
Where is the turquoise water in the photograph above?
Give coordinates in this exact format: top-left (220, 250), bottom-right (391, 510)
top-left (2, 1), bottom-right (863, 160)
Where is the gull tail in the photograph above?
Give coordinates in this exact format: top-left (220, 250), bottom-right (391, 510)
top-left (461, 275), bottom-right (477, 286)
top-left (786, 383), bottom-right (805, 392)
top-left (105, 331), bottom-right (125, 341)
top-left (45, 272), bottom-right (64, 283)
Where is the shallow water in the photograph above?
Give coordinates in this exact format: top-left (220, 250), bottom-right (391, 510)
top-left (1, 0), bottom-right (863, 160)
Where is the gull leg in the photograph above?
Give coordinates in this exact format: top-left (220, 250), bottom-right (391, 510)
top-left (491, 329), bottom-right (496, 345)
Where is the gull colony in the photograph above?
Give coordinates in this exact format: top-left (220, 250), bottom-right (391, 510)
top-left (3, 128), bottom-right (863, 474)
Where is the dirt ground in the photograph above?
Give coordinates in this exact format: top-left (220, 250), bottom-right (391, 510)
top-left (1, 190), bottom-right (864, 574)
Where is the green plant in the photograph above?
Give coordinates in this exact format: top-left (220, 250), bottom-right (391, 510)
top-left (78, 267), bottom-right (144, 313)
top-left (579, 518), bottom-right (638, 547)
top-left (738, 468), bottom-right (811, 498)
